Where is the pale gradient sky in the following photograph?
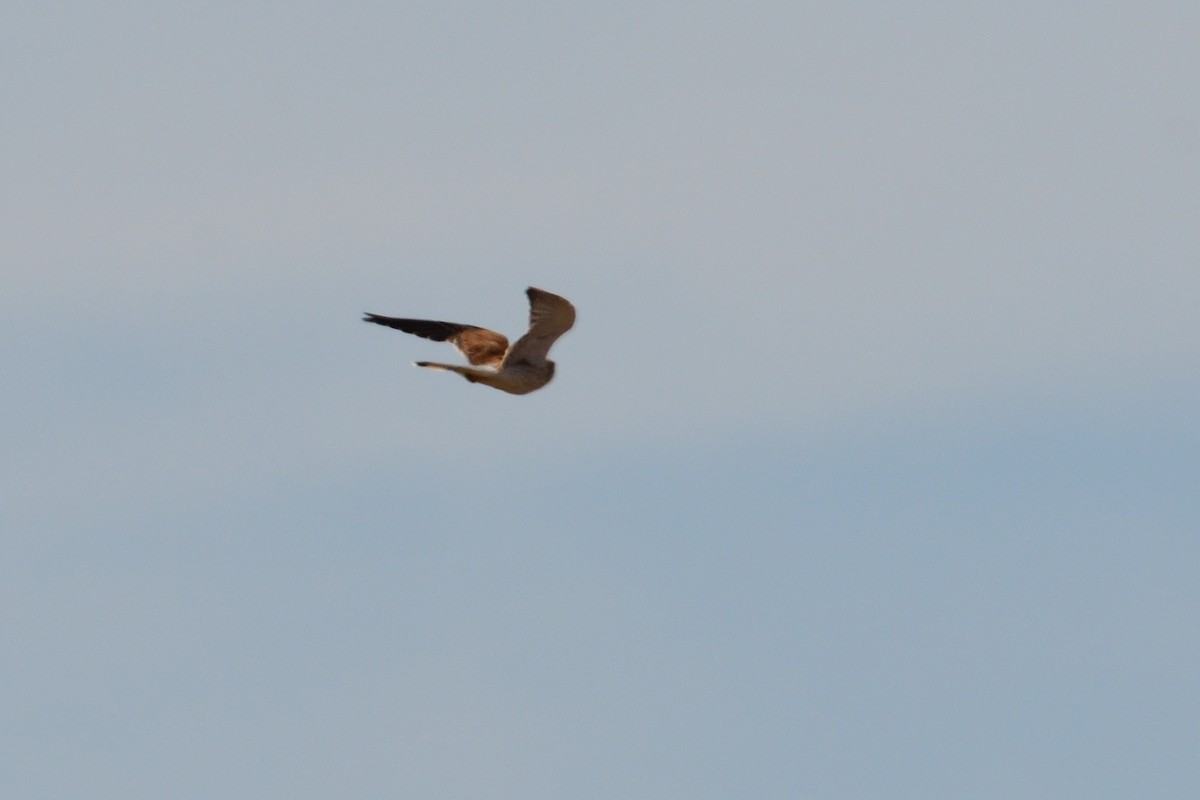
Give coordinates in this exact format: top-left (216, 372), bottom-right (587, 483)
top-left (4, 2), bottom-right (1199, 798)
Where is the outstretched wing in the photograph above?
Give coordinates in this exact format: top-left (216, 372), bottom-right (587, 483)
top-left (362, 314), bottom-right (508, 368)
top-left (502, 287), bottom-right (576, 367)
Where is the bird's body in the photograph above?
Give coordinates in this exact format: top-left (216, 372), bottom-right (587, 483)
top-left (363, 287), bottom-right (575, 395)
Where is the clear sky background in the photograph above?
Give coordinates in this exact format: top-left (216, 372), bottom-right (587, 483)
top-left (4, 2), bottom-right (1198, 798)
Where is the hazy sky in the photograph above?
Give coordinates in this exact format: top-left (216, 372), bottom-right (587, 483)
top-left (4, 3), bottom-right (1199, 798)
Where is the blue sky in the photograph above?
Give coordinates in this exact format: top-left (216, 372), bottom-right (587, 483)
top-left (4, 2), bottom-right (1199, 798)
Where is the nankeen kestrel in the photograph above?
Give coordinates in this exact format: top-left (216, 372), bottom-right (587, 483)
top-left (363, 287), bottom-right (576, 395)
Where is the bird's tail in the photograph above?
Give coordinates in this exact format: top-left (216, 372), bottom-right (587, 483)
top-left (414, 362), bottom-right (490, 383)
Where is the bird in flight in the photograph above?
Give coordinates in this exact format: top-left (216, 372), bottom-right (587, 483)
top-left (363, 287), bottom-right (576, 395)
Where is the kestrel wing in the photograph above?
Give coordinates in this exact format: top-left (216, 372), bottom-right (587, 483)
top-left (502, 287), bottom-right (576, 366)
top-left (363, 314), bottom-right (508, 367)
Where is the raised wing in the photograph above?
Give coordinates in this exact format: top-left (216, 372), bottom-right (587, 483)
top-left (362, 314), bottom-right (508, 368)
top-left (502, 287), bottom-right (576, 367)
